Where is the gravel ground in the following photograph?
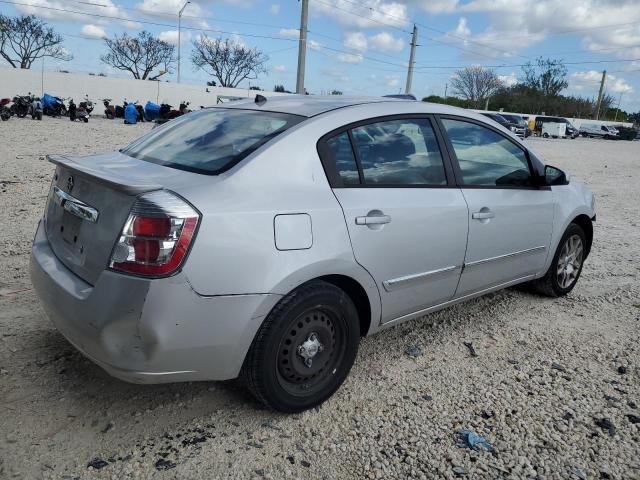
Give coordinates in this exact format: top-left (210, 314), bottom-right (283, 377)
top-left (0, 116), bottom-right (638, 480)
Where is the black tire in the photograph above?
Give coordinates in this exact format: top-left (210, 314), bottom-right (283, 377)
top-left (83, 117), bottom-right (88, 123)
top-left (542, 132), bottom-right (549, 138)
top-left (242, 280), bottom-right (360, 413)
top-left (530, 223), bottom-right (587, 297)
top-left (0, 113), bottom-right (9, 121)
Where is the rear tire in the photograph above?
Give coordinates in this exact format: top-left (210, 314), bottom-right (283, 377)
top-left (242, 280), bottom-right (360, 413)
top-left (529, 223), bottom-right (587, 297)
top-left (543, 132), bottom-right (549, 138)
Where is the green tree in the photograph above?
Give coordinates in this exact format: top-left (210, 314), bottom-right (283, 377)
top-left (521, 57), bottom-right (568, 97)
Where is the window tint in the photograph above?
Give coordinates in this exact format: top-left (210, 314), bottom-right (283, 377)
top-left (442, 119), bottom-right (532, 187)
top-left (326, 132), bottom-right (360, 185)
top-left (349, 118), bottom-right (447, 185)
top-left (123, 108), bottom-right (304, 175)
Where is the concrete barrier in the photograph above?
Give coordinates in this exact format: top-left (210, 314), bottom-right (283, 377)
top-left (0, 67), bottom-right (287, 115)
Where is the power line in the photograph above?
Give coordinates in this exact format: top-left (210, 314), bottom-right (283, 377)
top-left (411, 57), bottom-right (640, 71)
top-left (0, 0), bottom-right (299, 42)
top-left (64, 0), bottom-right (299, 31)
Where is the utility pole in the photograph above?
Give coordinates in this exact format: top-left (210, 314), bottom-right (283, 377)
top-left (177, 1), bottom-right (191, 84)
top-left (405, 24), bottom-right (417, 95)
top-left (296, 0), bottom-right (309, 94)
top-left (613, 91), bottom-right (624, 122)
top-left (594, 69), bottom-right (607, 120)
top-left (444, 83), bottom-right (448, 101)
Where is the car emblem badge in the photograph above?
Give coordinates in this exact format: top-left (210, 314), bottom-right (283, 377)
top-left (67, 175), bottom-right (74, 193)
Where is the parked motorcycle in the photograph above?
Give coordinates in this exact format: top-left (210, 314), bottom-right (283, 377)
top-left (0, 98), bottom-right (12, 121)
top-left (80, 94), bottom-right (94, 114)
top-left (42, 93), bottom-right (67, 117)
top-left (102, 99), bottom-right (116, 119)
top-left (31, 97), bottom-right (43, 120)
top-left (155, 102), bottom-right (190, 125)
top-left (11, 94), bottom-right (32, 118)
top-left (68, 99), bottom-right (89, 123)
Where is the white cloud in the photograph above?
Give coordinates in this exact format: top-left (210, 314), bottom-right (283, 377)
top-left (411, 0), bottom-right (459, 15)
top-left (570, 70), bottom-right (633, 95)
top-left (344, 32), bottom-right (368, 52)
top-left (15, 0), bottom-right (136, 28)
top-left (498, 72), bottom-right (518, 87)
top-left (312, 0), bottom-right (408, 29)
top-left (368, 32), bottom-right (404, 52)
top-left (81, 24), bottom-right (106, 39)
top-left (158, 30), bottom-right (191, 44)
top-left (336, 52), bottom-right (364, 64)
top-left (308, 40), bottom-right (322, 51)
top-left (273, 64), bottom-right (286, 73)
top-left (321, 68), bottom-right (350, 82)
top-left (385, 75), bottom-right (400, 87)
top-left (279, 28), bottom-right (299, 39)
top-left (342, 31), bottom-right (403, 54)
top-left (269, 4), bottom-right (280, 14)
top-left (454, 17), bottom-right (470, 37)
top-left (136, 0), bottom-right (206, 24)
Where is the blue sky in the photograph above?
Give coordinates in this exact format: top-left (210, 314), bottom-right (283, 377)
top-left (2, 0), bottom-right (640, 111)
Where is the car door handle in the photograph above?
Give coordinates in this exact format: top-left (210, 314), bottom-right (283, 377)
top-left (472, 211), bottom-right (495, 220)
top-left (355, 215), bottom-right (391, 225)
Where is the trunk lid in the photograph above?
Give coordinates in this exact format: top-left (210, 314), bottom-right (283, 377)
top-left (44, 152), bottom-right (173, 285)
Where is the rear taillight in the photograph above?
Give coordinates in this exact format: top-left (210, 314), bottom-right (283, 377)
top-left (109, 190), bottom-right (200, 277)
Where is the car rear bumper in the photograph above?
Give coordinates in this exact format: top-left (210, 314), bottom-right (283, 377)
top-left (30, 220), bottom-right (281, 383)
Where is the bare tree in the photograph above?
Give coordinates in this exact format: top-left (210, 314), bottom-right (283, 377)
top-left (0, 14), bottom-right (71, 69)
top-left (191, 36), bottom-right (267, 88)
top-left (450, 66), bottom-right (502, 109)
top-left (101, 31), bottom-right (175, 80)
top-left (521, 57), bottom-right (568, 97)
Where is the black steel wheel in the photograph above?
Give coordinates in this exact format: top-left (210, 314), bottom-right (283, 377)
top-left (243, 280), bottom-right (360, 413)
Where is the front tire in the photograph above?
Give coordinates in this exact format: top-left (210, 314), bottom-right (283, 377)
top-left (530, 223), bottom-right (587, 297)
top-left (242, 280), bottom-right (360, 413)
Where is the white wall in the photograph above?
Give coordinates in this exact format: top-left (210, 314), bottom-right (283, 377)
top-left (0, 68), bottom-right (287, 115)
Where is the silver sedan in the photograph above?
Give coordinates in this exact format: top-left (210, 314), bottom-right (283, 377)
top-left (31, 96), bottom-right (596, 412)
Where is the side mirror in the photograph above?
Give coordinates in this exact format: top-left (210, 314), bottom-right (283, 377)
top-left (544, 165), bottom-right (568, 186)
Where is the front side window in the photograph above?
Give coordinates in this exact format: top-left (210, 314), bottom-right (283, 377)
top-left (349, 118), bottom-right (447, 185)
top-left (442, 118), bottom-right (532, 187)
top-left (123, 108), bottom-right (304, 174)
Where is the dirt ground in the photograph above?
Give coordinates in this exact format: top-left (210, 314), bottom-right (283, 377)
top-left (0, 116), bottom-right (638, 480)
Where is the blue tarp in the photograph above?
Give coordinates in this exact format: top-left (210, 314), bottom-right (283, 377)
top-left (144, 101), bottom-right (160, 121)
top-left (124, 103), bottom-right (138, 124)
top-left (42, 93), bottom-right (62, 108)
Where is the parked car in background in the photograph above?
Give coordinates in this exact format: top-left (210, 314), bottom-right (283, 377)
top-left (31, 96), bottom-right (596, 413)
top-left (579, 123), bottom-right (619, 139)
top-left (534, 116), bottom-right (579, 138)
top-left (498, 113), bottom-right (532, 137)
top-left (615, 126), bottom-right (638, 140)
top-left (480, 112), bottom-right (527, 138)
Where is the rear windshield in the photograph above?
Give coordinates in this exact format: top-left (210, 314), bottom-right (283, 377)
top-left (123, 108), bottom-right (305, 175)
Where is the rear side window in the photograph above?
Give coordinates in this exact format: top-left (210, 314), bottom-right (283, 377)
top-left (123, 108), bottom-right (304, 175)
top-left (442, 119), bottom-right (532, 187)
top-left (326, 132), bottom-right (360, 185)
top-left (350, 118), bottom-right (447, 185)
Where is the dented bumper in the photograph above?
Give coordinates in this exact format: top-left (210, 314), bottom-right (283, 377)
top-left (30, 220), bottom-right (282, 383)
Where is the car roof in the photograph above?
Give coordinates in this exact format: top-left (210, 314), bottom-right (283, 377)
top-left (218, 95), bottom-right (413, 117)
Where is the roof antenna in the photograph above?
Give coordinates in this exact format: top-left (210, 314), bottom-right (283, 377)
top-left (255, 94), bottom-right (267, 105)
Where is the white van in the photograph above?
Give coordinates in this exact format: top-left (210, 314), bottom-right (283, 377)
top-left (579, 123), bottom-right (618, 139)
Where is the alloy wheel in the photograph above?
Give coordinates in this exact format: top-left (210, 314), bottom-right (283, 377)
top-left (556, 234), bottom-right (584, 289)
